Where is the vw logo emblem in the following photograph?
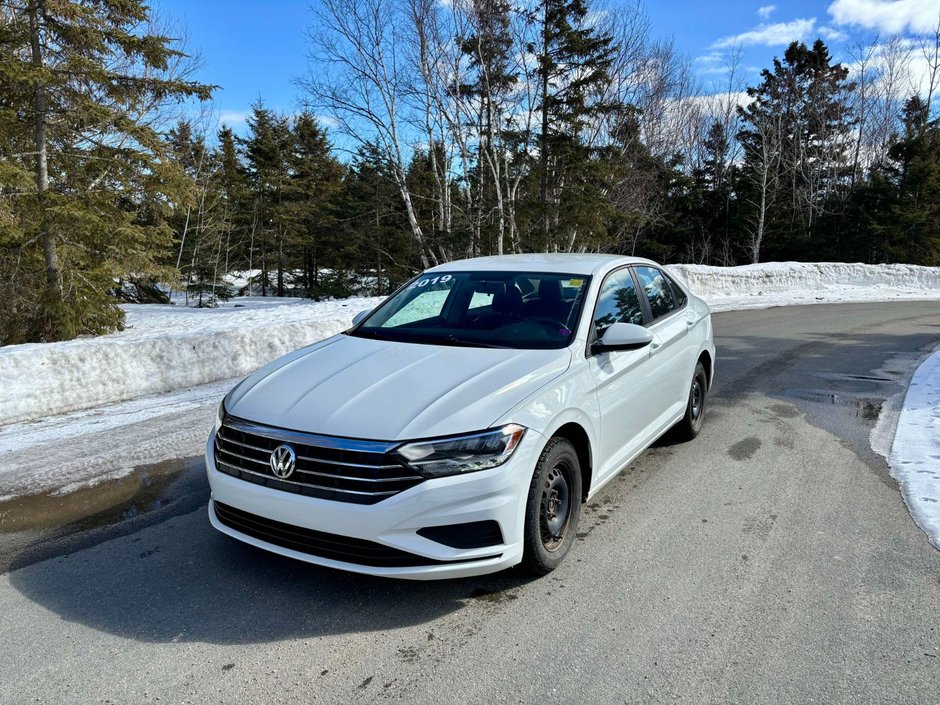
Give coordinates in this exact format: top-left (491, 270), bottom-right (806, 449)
top-left (269, 444), bottom-right (296, 479)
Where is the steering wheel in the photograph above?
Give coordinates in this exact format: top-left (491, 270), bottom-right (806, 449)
top-left (494, 316), bottom-right (569, 336)
top-left (526, 316), bottom-right (569, 330)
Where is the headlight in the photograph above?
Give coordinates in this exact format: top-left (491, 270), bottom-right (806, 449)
top-left (215, 398), bottom-right (226, 432)
top-left (394, 425), bottom-right (527, 479)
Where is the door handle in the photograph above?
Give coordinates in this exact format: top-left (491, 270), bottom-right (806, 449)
top-left (686, 317), bottom-right (696, 328)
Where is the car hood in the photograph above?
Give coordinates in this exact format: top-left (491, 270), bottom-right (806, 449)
top-left (225, 333), bottom-right (571, 440)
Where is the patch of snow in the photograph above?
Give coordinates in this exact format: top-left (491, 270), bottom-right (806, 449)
top-left (0, 378), bottom-right (235, 500)
top-left (887, 349), bottom-right (940, 550)
top-left (667, 261), bottom-right (940, 312)
top-left (867, 347), bottom-right (932, 461)
top-left (0, 296), bottom-right (383, 426)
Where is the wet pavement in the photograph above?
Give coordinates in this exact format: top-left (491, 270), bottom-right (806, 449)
top-left (0, 456), bottom-right (207, 573)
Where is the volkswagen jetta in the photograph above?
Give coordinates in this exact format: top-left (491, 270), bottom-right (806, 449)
top-left (207, 254), bottom-right (715, 579)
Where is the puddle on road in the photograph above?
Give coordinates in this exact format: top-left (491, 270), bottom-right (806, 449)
top-left (779, 389), bottom-right (883, 421)
top-left (0, 456), bottom-right (202, 534)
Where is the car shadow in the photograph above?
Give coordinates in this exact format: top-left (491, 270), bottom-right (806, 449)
top-left (6, 489), bottom-right (536, 646)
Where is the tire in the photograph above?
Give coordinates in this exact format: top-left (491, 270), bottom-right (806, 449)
top-left (673, 361), bottom-right (708, 441)
top-left (520, 437), bottom-right (582, 576)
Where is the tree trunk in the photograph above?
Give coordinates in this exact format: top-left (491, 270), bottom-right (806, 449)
top-left (29, 0), bottom-right (60, 302)
top-left (398, 176), bottom-right (434, 269)
top-left (539, 0), bottom-right (550, 246)
top-left (277, 232), bottom-right (284, 298)
top-left (375, 194), bottom-right (383, 295)
top-left (260, 238), bottom-right (268, 297)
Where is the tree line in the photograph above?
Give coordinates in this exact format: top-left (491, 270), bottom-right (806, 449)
top-left (2, 0), bottom-right (939, 344)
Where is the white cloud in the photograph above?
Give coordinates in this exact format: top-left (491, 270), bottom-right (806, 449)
top-left (819, 25), bottom-right (850, 41)
top-left (712, 18), bottom-right (817, 49)
top-left (218, 110), bottom-right (249, 128)
top-left (694, 52), bottom-right (723, 65)
top-left (827, 0), bottom-right (940, 35)
top-left (844, 37), bottom-right (940, 102)
top-left (758, 5), bottom-right (777, 19)
top-left (699, 65), bottom-right (736, 75)
top-left (691, 91), bottom-right (754, 113)
top-left (314, 114), bottom-right (340, 129)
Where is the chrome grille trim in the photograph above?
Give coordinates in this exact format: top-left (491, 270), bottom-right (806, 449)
top-left (218, 446), bottom-right (270, 467)
top-left (294, 454), bottom-right (402, 470)
top-left (214, 415), bottom-right (425, 505)
top-left (217, 429), bottom-right (402, 470)
top-left (292, 467), bottom-right (421, 483)
top-left (222, 416), bottom-right (398, 454)
top-left (216, 460), bottom-right (399, 496)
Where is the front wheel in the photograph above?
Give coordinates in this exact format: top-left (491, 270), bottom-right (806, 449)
top-left (520, 437), bottom-right (582, 575)
top-left (673, 361), bottom-right (708, 441)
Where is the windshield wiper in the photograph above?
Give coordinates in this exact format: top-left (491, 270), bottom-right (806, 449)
top-left (443, 334), bottom-right (511, 349)
top-left (348, 328), bottom-right (392, 341)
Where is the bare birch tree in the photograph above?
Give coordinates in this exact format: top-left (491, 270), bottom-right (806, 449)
top-left (302, 0), bottom-right (436, 267)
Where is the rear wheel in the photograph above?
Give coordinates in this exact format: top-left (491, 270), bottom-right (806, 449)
top-left (520, 437), bottom-right (582, 575)
top-left (673, 361), bottom-right (708, 441)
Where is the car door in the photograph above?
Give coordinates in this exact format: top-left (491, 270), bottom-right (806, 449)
top-left (585, 267), bottom-right (661, 483)
top-left (632, 265), bottom-right (691, 425)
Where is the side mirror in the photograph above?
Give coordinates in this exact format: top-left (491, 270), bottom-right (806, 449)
top-left (591, 322), bottom-right (653, 354)
top-left (351, 310), bottom-right (371, 326)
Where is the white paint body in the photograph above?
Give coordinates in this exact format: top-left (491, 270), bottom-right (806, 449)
top-left (206, 254), bottom-right (716, 579)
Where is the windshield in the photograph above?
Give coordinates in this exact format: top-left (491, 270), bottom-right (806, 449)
top-left (350, 271), bottom-right (592, 349)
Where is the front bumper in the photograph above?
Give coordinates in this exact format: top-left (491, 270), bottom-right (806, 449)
top-left (205, 428), bottom-right (544, 580)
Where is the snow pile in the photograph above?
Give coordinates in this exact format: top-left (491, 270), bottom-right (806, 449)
top-left (668, 262), bottom-right (940, 311)
top-left (888, 350), bottom-right (940, 550)
top-left (2, 262), bottom-right (939, 428)
top-left (0, 296), bottom-right (383, 426)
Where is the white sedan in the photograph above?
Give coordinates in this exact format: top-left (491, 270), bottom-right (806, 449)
top-left (206, 254), bottom-right (715, 579)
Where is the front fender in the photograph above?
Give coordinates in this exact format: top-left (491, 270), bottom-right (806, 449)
top-left (493, 363), bottom-right (601, 486)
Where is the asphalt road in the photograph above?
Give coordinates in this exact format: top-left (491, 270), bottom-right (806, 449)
top-left (1, 302), bottom-right (939, 705)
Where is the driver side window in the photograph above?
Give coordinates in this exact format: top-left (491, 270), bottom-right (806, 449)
top-left (593, 269), bottom-right (644, 339)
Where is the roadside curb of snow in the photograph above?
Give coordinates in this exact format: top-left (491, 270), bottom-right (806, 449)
top-left (2, 262), bottom-right (939, 427)
top-left (0, 304), bottom-right (380, 426)
top-left (668, 262), bottom-right (940, 298)
top-left (885, 349), bottom-right (940, 550)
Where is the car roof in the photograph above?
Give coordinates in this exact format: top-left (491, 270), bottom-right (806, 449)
top-left (428, 253), bottom-right (659, 277)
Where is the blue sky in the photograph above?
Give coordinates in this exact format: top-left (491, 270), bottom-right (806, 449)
top-left (155, 0), bottom-right (940, 134)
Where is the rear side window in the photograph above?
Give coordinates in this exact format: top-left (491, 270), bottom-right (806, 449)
top-left (633, 266), bottom-right (677, 321)
top-left (663, 271), bottom-right (688, 307)
top-left (593, 268), bottom-right (644, 338)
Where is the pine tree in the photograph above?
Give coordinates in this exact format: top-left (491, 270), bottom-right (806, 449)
top-left (531, 0), bottom-right (617, 250)
top-left (458, 0), bottom-right (518, 255)
top-left (340, 144), bottom-right (413, 294)
top-left (0, 0), bottom-right (213, 342)
top-left (241, 102), bottom-right (292, 296)
top-left (216, 125), bottom-right (247, 286)
top-left (287, 112), bottom-right (344, 297)
top-left (883, 97), bottom-right (940, 264)
top-left (738, 40), bottom-right (854, 260)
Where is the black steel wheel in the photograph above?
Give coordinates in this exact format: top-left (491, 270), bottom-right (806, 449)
top-left (673, 361), bottom-right (708, 441)
top-left (521, 437), bottom-right (582, 575)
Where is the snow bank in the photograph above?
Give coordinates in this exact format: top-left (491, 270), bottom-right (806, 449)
top-left (2, 261), bottom-right (939, 427)
top-left (668, 262), bottom-right (940, 311)
top-left (0, 296), bottom-right (383, 426)
top-left (888, 349), bottom-right (940, 550)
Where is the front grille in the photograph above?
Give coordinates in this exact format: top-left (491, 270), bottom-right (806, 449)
top-left (214, 502), bottom-right (499, 567)
top-left (214, 415), bottom-right (424, 505)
